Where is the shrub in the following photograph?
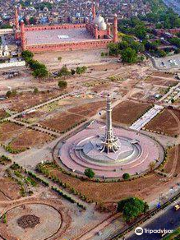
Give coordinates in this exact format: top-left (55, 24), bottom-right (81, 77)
top-left (33, 87), bottom-right (39, 94)
top-left (84, 168), bottom-right (95, 178)
top-left (58, 80), bottom-right (67, 89)
top-left (122, 173), bottom-right (130, 180)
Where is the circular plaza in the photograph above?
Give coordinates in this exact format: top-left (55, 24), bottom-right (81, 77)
top-left (1, 203), bottom-right (63, 240)
top-left (58, 121), bottom-right (164, 178)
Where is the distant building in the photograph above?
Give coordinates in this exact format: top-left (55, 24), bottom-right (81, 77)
top-left (14, 2), bottom-right (118, 53)
top-left (0, 45), bottom-right (10, 57)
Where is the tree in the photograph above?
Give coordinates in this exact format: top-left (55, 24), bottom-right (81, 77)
top-left (29, 17), bottom-right (37, 25)
top-left (0, 24), bottom-right (12, 29)
top-left (84, 168), bottom-right (95, 178)
top-left (157, 49), bottom-right (166, 57)
top-left (121, 47), bottom-right (137, 63)
top-left (33, 87), bottom-right (39, 94)
top-left (6, 90), bottom-right (12, 98)
top-left (22, 50), bottom-right (34, 61)
top-left (71, 69), bottom-right (76, 75)
top-left (58, 66), bottom-right (71, 78)
top-left (58, 80), bottom-right (67, 89)
top-left (169, 37), bottom-right (180, 48)
top-left (76, 66), bottom-right (87, 74)
top-left (28, 60), bottom-right (46, 70)
top-left (135, 25), bottom-right (147, 40)
top-left (108, 42), bottom-right (119, 56)
top-left (6, 90), bottom-right (17, 98)
top-left (122, 173), bottom-right (130, 180)
top-left (33, 68), bottom-right (48, 78)
top-left (117, 197), bottom-right (149, 222)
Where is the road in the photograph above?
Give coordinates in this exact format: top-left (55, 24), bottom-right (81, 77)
top-left (126, 203), bottom-right (180, 240)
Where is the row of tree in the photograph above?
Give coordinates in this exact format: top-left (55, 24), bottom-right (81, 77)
top-left (22, 50), bottom-right (48, 78)
top-left (57, 65), bottom-right (87, 78)
top-left (108, 36), bottom-right (144, 63)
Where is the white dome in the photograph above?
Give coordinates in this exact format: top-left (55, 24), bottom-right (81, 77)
top-left (93, 15), bottom-right (104, 25)
top-left (99, 20), bottom-right (107, 30)
top-left (93, 15), bottom-right (107, 30)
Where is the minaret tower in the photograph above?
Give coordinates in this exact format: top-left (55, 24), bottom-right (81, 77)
top-left (20, 20), bottom-right (26, 51)
top-left (113, 14), bottom-right (118, 43)
top-left (92, 2), bottom-right (96, 20)
top-left (15, 7), bottom-right (19, 39)
top-left (101, 95), bottom-right (120, 153)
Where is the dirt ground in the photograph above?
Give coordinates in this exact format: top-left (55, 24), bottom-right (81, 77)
top-left (3, 90), bottom-right (65, 112)
top-left (38, 100), bottom-right (106, 132)
top-left (40, 112), bottom-right (85, 133)
top-left (0, 109), bottom-right (8, 119)
top-left (151, 71), bottom-right (175, 78)
top-left (68, 101), bottom-right (106, 117)
top-left (0, 178), bottom-right (21, 200)
top-left (9, 129), bottom-right (54, 151)
top-left (34, 49), bottom-right (111, 71)
top-left (163, 147), bottom-right (176, 174)
top-left (144, 76), bottom-right (178, 87)
top-left (110, 100), bottom-right (152, 126)
top-left (0, 122), bottom-right (23, 143)
top-left (145, 109), bottom-right (180, 137)
top-left (41, 164), bottom-right (161, 203)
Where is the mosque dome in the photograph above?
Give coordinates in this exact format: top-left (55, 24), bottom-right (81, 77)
top-left (93, 14), bottom-right (107, 30)
top-left (99, 19), bottom-right (107, 30)
top-left (93, 15), bottom-right (104, 25)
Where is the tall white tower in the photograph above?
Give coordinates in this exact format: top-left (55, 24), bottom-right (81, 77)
top-left (101, 95), bottom-right (120, 153)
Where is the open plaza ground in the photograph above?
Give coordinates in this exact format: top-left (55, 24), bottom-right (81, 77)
top-left (26, 28), bottom-right (94, 45)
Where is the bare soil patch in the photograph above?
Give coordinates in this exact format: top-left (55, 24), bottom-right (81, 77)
top-left (9, 129), bottom-right (54, 151)
top-left (40, 112), bottom-right (85, 133)
top-left (0, 109), bottom-right (9, 120)
top-left (151, 72), bottom-right (175, 78)
top-left (91, 83), bottom-right (112, 93)
top-left (110, 100), bottom-right (152, 126)
top-left (163, 147), bottom-right (176, 174)
top-left (0, 122), bottom-right (23, 143)
top-left (145, 76), bottom-right (177, 87)
top-left (0, 177), bottom-right (21, 200)
top-left (68, 101), bottom-right (106, 117)
top-left (2, 90), bottom-right (64, 112)
top-left (145, 109), bottom-right (180, 137)
top-left (44, 165), bottom-right (161, 203)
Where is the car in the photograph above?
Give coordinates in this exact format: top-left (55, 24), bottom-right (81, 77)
top-left (174, 204), bottom-right (180, 211)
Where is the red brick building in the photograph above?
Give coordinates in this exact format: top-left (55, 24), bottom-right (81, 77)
top-left (15, 2), bottom-right (118, 53)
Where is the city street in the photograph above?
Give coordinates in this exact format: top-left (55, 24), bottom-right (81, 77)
top-left (127, 202), bottom-right (180, 240)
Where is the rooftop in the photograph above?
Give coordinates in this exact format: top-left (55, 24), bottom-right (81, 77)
top-left (25, 28), bottom-right (94, 45)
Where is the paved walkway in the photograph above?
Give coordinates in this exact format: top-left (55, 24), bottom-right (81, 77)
top-left (130, 105), bottom-right (164, 131)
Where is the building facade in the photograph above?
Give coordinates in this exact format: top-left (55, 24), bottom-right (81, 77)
top-left (15, 2), bottom-right (118, 53)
